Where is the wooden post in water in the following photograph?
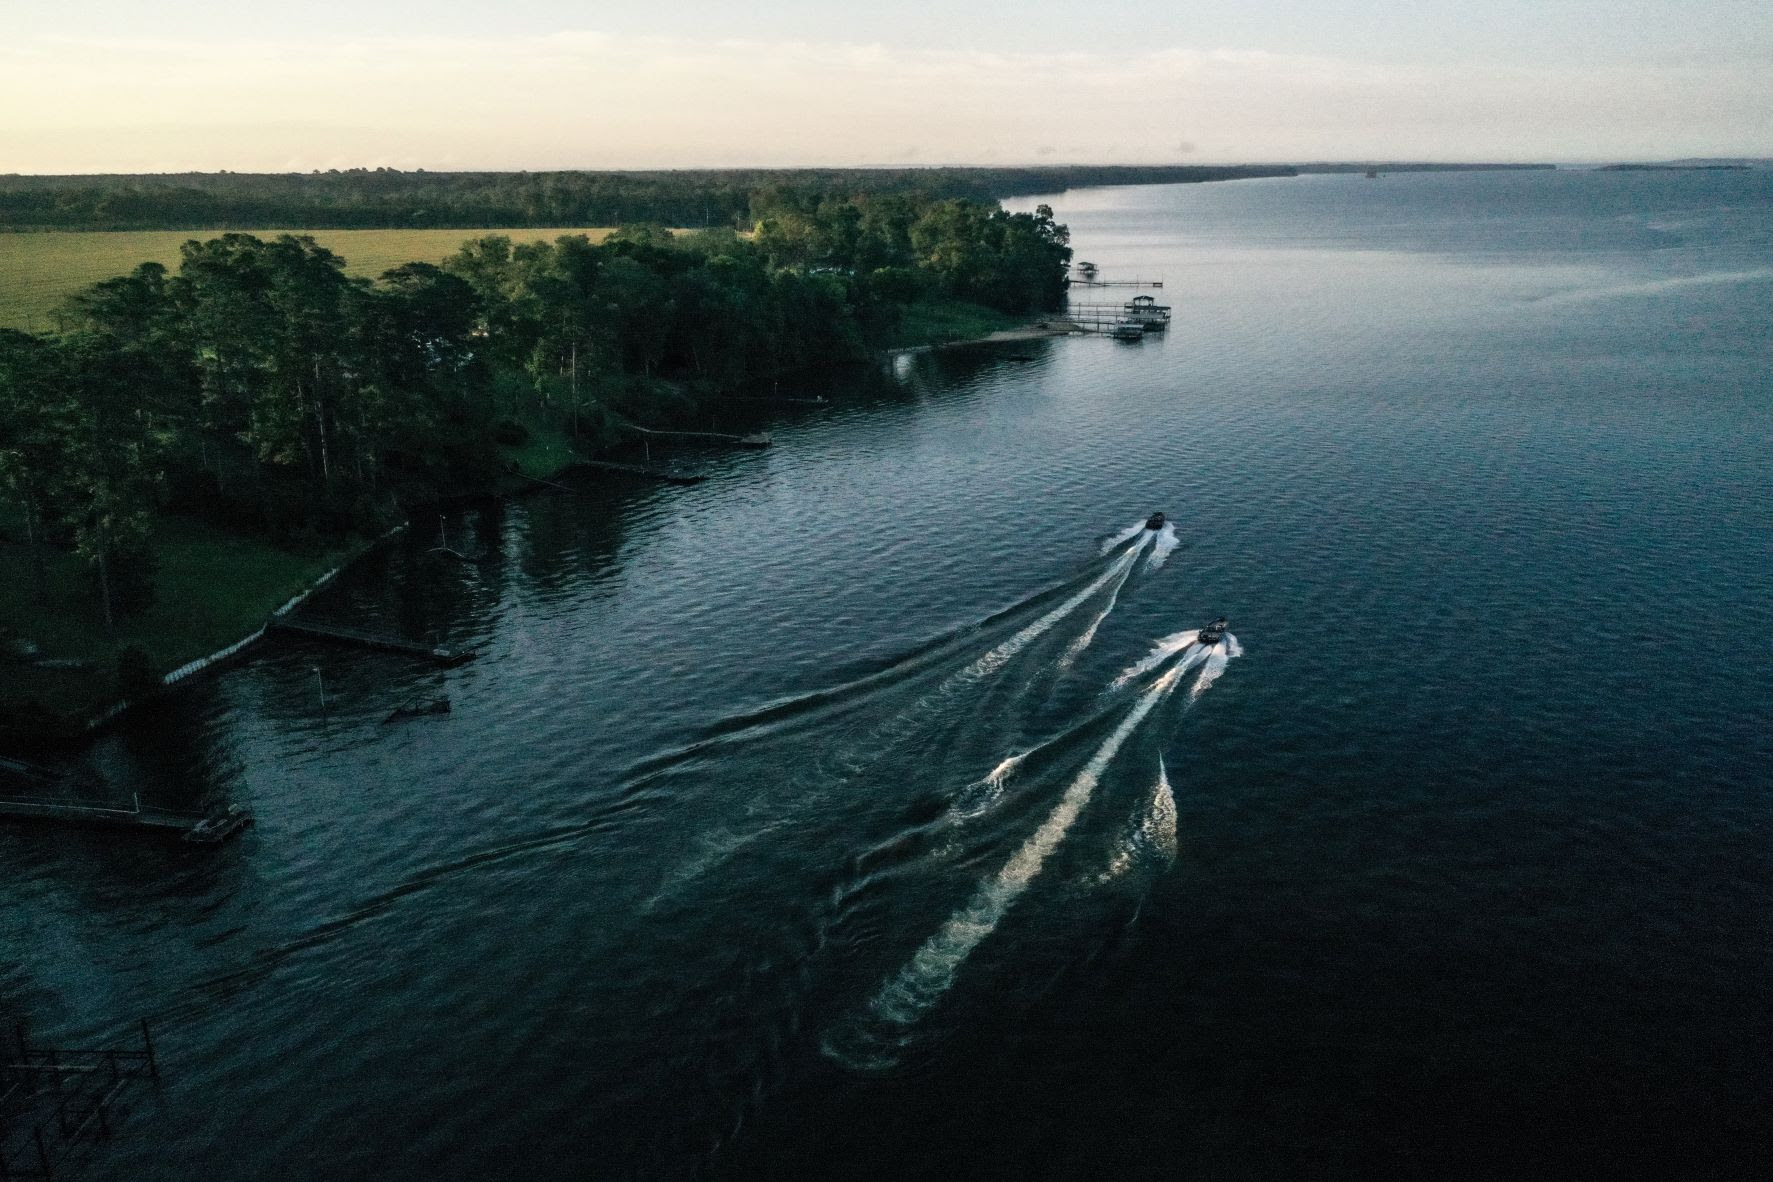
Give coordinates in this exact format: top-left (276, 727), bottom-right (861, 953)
top-left (140, 1019), bottom-right (156, 1078)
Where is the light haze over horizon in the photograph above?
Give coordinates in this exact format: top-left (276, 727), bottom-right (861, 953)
top-left (6, 0), bottom-right (1770, 174)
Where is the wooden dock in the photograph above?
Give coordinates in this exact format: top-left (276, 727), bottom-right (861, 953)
top-left (1070, 278), bottom-right (1164, 288)
top-left (1050, 314), bottom-right (1146, 337)
top-left (0, 792), bottom-right (206, 836)
top-left (573, 459), bottom-right (707, 485)
top-left (268, 619), bottom-right (474, 666)
top-left (2, 1021), bottom-right (159, 1180)
top-left (1067, 303), bottom-right (1170, 332)
top-left (626, 425), bottom-right (771, 449)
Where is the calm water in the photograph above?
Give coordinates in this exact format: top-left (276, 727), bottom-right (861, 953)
top-left (6, 170), bottom-right (1772, 1178)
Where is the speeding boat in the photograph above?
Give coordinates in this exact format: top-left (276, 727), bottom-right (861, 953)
top-left (1197, 617), bottom-right (1228, 646)
top-left (1145, 512), bottom-right (1166, 531)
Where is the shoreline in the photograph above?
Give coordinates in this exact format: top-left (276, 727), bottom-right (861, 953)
top-left (4, 312), bottom-right (1073, 749)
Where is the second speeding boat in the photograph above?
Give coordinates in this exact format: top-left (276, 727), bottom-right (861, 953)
top-left (1197, 617), bottom-right (1228, 646)
top-left (1145, 512), bottom-right (1166, 531)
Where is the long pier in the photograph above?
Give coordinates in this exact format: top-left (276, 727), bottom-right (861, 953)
top-left (572, 459), bottom-right (707, 485)
top-left (268, 619), bottom-right (474, 666)
top-left (624, 425), bottom-right (771, 449)
top-left (1070, 278), bottom-right (1163, 288)
top-left (0, 792), bottom-right (204, 836)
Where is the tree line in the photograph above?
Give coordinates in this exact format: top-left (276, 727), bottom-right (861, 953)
top-left (0, 191), bottom-right (1071, 628)
top-left (0, 165), bottom-right (1293, 231)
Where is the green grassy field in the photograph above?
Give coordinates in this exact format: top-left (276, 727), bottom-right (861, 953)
top-left (0, 515), bottom-right (353, 730)
top-left (0, 418), bottom-right (584, 733)
top-left (884, 299), bottom-right (1024, 349)
top-left (0, 227), bottom-right (614, 332)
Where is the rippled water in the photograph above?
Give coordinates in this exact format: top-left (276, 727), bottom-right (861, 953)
top-left (6, 169), bottom-right (1772, 1178)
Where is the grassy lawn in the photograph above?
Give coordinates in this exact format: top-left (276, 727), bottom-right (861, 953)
top-left (883, 299), bottom-right (1024, 349)
top-left (0, 227), bottom-right (616, 332)
top-left (1, 515), bottom-right (351, 732)
top-left (500, 413), bottom-right (580, 482)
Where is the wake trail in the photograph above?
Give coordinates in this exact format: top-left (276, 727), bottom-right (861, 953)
top-left (945, 745), bottom-right (1042, 825)
top-left (1100, 757), bottom-right (1178, 883)
top-left (828, 659), bottom-right (1191, 1068)
top-left (133, 792), bottom-right (660, 1037)
top-left (1190, 634), bottom-right (1237, 698)
top-left (1058, 536), bottom-right (1147, 668)
top-left (829, 537), bottom-right (1152, 781)
top-left (626, 534), bottom-right (1150, 788)
top-left (1111, 631), bottom-right (1203, 692)
top-left (1147, 522), bottom-right (1180, 570)
top-left (944, 683), bottom-right (1160, 824)
top-left (971, 535), bottom-right (1149, 681)
top-left (1101, 518), bottom-right (1149, 555)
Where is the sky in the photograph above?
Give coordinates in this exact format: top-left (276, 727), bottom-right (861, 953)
top-left (4, 1), bottom-right (1770, 173)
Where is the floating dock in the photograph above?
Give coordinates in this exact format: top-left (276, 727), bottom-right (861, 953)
top-left (268, 619), bottom-right (474, 666)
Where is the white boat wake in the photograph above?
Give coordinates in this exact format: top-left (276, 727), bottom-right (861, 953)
top-left (825, 621), bottom-right (1243, 1069)
top-left (1058, 542), bottom-right (1146, 669)
top-left (1099, 757), bottom-right (1179, 883)
top-left (966, 532), bottom-right (1150, 683)
top-left (1147, 521), bottom-right (1179, 570)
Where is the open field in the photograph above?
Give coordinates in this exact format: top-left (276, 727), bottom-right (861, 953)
top-left (0, 227), bottom-right (613, 331)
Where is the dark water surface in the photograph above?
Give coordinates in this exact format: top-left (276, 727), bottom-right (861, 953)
top-left (6, 170), bottom-right (1772, 1178)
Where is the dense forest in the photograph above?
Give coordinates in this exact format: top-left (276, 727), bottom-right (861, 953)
top-left (0, 166), bottom-right (1294, 231)
top-left (0, 189), bottom-right (1071, 636)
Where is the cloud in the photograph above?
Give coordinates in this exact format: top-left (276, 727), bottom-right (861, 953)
top-left (1, 30), bottom-right (1769, 171)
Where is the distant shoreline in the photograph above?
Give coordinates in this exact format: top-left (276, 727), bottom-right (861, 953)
top-left (1597, 163), bottom-right (1753, 172)
top-left (0, 163), bottom-right (1569, 234)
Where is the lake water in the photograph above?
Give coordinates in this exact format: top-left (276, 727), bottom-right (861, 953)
top-left (5, 168), bottom-right (1772, 1178)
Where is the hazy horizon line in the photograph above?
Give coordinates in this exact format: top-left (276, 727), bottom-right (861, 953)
top-left (7, 158), bottom-right (1769, 181)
